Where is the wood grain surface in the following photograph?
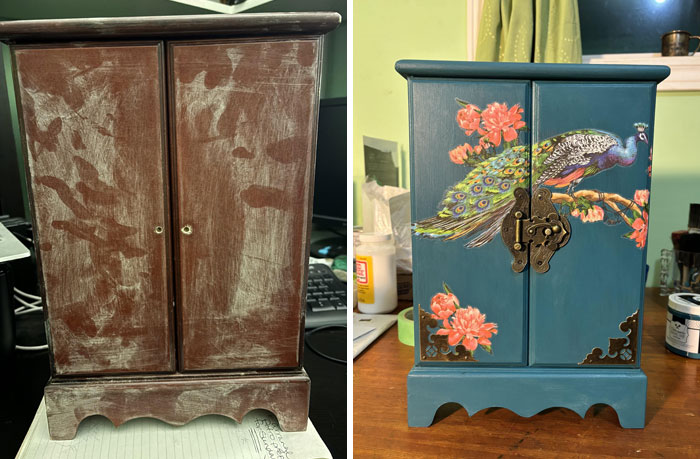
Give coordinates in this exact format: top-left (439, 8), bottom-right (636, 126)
top-left (353, 290), bottom-right (700, 458)
top-left (14, 44), bottom-right (175, 376)
top-left (170, 38), bottom-right (320, 371)
top-left (0, 13), bottom-right (341, 43)
top-left (44, 370), bottom-right (310, 440)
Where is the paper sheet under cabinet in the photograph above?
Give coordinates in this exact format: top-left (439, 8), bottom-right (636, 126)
top-left (17, 397), bottom-right (331, 459)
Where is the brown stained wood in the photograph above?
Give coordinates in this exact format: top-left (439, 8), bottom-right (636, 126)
top-left (0, 13), bottom-right (341, 44)
top-left (14, 44), bottom-right (175, 376)
top-left (353, 290), bottom-right (700, 457)
top-left (44, 370), bottom-right (310, 440)
top-left (170, 38), bottom-right (320, 371)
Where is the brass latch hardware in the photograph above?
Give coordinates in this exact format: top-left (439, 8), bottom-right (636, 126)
top-left (501, 188), bottom-right (571, 274)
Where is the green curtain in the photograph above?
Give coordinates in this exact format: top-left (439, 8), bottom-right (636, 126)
top-left (476, 0), bottom-right (582, 63)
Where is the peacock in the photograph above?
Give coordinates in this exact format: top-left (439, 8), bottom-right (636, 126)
top-left (413, 123), bottom-right (649, 248)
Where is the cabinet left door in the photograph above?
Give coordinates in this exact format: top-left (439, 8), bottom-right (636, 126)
top-left (13, 43), bottom-right (176, 376)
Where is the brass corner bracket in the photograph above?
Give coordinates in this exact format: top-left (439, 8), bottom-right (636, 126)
top-left (501, 187), bottom-right (571, 274)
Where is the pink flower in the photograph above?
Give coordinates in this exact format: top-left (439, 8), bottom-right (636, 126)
top-left (436, 306), bottom-right (498, 351)
top-left (571, 205), bottom-right (604, 223)
top-left (630, 211), bottom-right (649, 248)
top-left (478, 103), bottom-right (525, 147)
top-left (634, 189), bottom-right (649, 207)
top-left (456, 104), bottom-right (481, 135)
top-left (448, 144), bottom-right (469, 164)
top-left (430, 293), bottom-right (458, 322)
top-left (448, 143), bottom-right (482, 164)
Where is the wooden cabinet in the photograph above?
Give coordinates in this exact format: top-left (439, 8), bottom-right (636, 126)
top-left (398, 60), bottom-right (668, 428)
top-left (0, 13), bottom-right (340, 440)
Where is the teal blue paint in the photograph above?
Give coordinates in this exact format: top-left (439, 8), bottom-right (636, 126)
top-left (403, 60), bottom-right (667, 428)
top-left (396, 60), bottom-right (670, 83)
top-left (407, 367), bottom-right (647, 428)
top-left (528, 81), bottom-right (655, 367)
top-left (409, 78), bottom-right (530, 366)
top-left (665, 343), bottom-right (700, 359)
top-left (666, 306), bottom-right (700, 321)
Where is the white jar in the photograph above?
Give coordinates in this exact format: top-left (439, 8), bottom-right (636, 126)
top-left (355, 232), bottom-right (397, 314)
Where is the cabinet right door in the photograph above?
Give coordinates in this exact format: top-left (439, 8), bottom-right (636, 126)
top-left (528, 81), bottom-right (656, 367)
top-left (170, 38), bottom-right (321, 371)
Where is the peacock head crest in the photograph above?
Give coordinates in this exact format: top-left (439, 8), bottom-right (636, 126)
top-left (634, 122), bottom-right (649, 144)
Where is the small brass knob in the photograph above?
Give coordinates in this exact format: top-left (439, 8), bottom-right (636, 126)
top-left (551, 225), bottom-right (561, 233)
top-left (181, 225), bottom-right (193, 235)
top-left (544, 228), bottom-right (552, 236)
top-left (154, 226), bottom-right (164, 234)
top-left (513, 242), bottom-right (522, 251)
top-left (514, 211), bottom-right (523, 219)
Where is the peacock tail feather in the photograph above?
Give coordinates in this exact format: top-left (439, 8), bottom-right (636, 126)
top-left (413, 145), bottom-right (530, 247)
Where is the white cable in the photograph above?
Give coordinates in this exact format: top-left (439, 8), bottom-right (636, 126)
top-left (14, 295), bottom-right (41, 309)
top-left (16, 344), bottom-right (48, 351)
top-left (15, 307), bottom-right (42, 315)
top-left (14, 287), bottom-right (42, 301)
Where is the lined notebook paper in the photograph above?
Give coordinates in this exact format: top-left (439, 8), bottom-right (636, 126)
top-left (17, 398), bottom-right (331, 459)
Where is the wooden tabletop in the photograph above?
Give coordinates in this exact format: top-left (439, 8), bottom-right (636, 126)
top-left (353, 289), bottom-right (700, 458)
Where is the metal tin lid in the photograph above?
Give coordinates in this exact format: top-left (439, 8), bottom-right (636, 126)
top-left (668, 293), bottom-right (700, 316)
top-left (358, 232), bottom-right (391, 243)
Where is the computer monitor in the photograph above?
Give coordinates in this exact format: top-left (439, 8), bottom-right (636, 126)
top-left (313, 97), bottom-right (346, 225)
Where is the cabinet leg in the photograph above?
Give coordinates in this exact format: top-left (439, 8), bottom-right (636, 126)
top-left (612, 402), bottom-right (646, 429)
top-left (46, 409), bottom-right (81, 441)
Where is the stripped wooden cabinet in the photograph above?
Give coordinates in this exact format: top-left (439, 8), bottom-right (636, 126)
top-left (398, 60), bottom-right (669, 429)
top-left (0, 13), bottom-right (340, 440)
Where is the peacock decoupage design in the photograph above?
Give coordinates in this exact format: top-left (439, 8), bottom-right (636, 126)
top-left (413, 98), bottom-right (651, 250)
top-left (415, 99), bottom-right (651, 361)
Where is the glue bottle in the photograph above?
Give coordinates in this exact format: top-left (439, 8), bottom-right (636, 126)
top-left (356, 233), bottom-right (397, 313)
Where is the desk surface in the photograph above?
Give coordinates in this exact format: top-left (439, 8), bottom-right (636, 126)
top-left (353, 289), bottom-right (700, 457)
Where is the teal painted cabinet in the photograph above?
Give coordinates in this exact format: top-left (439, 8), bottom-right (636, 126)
top-left (398, 61), bottom-right (669, 428)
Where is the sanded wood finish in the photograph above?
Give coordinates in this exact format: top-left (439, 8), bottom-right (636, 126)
top-left (170, 38), bottom-right (320, 371)
top-left (45, 371), bottom-right (310, 440)
top-left (353, 291), bottom-right (700, 457)
top-left (0, 13), bottom-right (341, 43)
top-left (14, 43), bottom-right (174, 376)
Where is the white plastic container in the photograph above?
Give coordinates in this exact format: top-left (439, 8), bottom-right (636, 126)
top-left (666, 293), bottom-right (700, 359)
top-left (355, 232), bottom-right (397, 313)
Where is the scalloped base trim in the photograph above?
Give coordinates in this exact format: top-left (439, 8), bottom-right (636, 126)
top-left (407, 367), bottom-right (647, 428)
top-left (45, 370), bottom-right (310, 440)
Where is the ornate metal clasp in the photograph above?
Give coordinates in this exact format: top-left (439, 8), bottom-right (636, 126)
top-left (501, 188), bottom-right (571, 274)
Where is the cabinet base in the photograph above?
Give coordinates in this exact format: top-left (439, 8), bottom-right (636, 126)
top-left (407, 367), bottom-right (647, 428)
top-left (45, 370), bottom-right (310, 440)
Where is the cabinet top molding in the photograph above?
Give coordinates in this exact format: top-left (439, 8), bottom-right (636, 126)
top-left (395, 60), bottom-right (670, 83)
top-left (0, 12), bottom-right (341, 43)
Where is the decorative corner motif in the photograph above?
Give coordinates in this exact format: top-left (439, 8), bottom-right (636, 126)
top-left (579, 310), bottom-right (639, 365)
top-left (419, 309), bottom-right (477, 362)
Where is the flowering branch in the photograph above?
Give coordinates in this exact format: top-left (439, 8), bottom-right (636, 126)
top-left (549, 188), bottom-right (650, 248)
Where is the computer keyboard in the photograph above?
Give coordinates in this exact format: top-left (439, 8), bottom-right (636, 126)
top-left (305, 263), bottom-right (347, 329)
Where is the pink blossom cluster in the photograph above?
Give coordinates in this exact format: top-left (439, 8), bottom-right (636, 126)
top-left (571, 205), bottom-right (604, 223)
top-left (429, 292), bottom-right (498, 352)
top-left (450, 102), bottom-right (526, 165)
top-left (630, 211), bottom-right (649, 248)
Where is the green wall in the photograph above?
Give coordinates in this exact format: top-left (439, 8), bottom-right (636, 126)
top-left (353, 0), bottom-right (468, 226)
top-left (353, 1), bottom-right (698, 287)
top-left (647, 91), bottom-right (700, 287)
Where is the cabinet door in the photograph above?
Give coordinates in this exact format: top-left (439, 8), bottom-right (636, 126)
top-left (410, 78), bottom-right (530, 366)
top-left (14, 44), bottom-right (175, 375)
top-left (529, 81), bottom-right (655, 366)
top-left (170, 39), bottom-right (320, 371)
